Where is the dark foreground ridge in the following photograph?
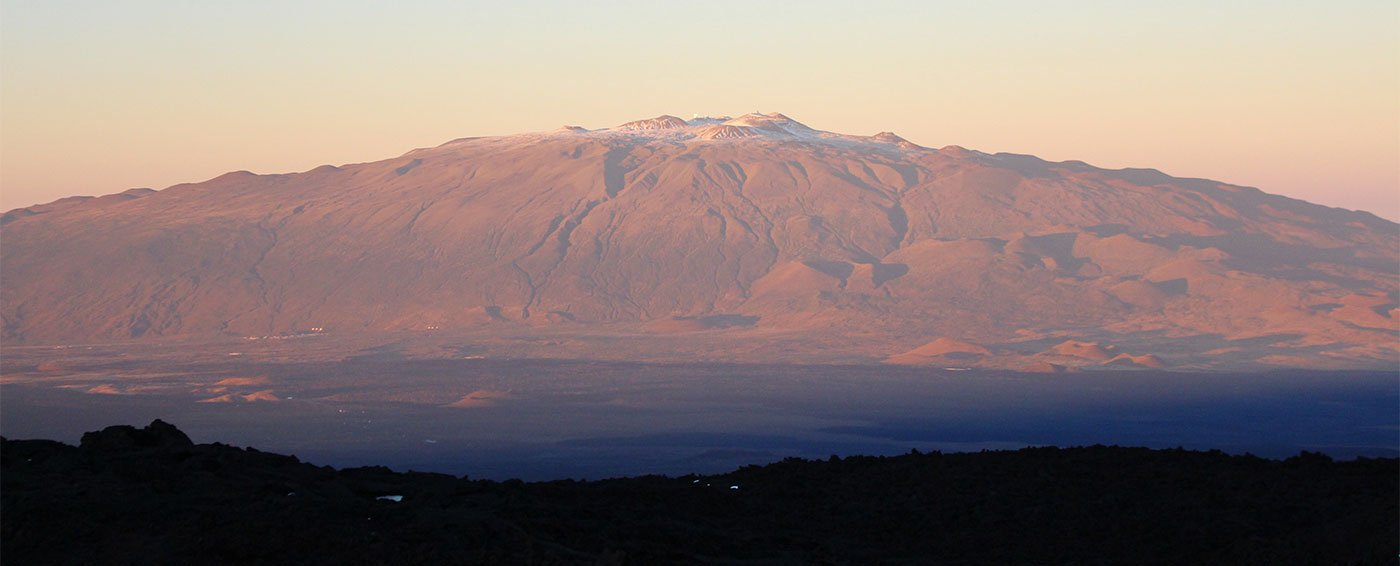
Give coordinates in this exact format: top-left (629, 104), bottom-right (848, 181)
top-left (3, 421), bottom-right (1395, 565)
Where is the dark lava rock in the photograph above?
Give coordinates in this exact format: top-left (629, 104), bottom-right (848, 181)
top-left (3, 421), bottom-right (1396, 565)
top-left (79, 419), bottom-right (193, 452)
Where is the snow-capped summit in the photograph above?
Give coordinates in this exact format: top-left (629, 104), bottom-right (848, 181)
top-left (615, 115), bottom-right (689, 131)
top-left (720, 112), bottom-right (813, 134)
top-left (576, 111), bottom-right (913, 149)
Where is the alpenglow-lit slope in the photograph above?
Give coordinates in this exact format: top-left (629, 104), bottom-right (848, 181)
top-left (2, 113), bottom-right (1396, 370)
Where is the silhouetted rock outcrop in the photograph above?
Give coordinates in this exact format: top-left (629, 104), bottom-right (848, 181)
top-left (79, 419), bottom-right (193, 452)
top-left (3, 421), bottom-right (1395, 564)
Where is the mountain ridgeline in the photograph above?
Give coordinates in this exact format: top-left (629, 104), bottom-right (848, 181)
top-left (2, 113), bottom-right (1396, 369)
top-left (4, 421), bottom-right (1394, 564)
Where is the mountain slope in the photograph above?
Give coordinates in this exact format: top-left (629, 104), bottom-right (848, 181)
top-left (3, 113), bottom-right (1396, 369)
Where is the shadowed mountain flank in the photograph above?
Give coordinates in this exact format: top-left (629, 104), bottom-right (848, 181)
top-left (2, 113), bottom-right (1396, 369)
top-left (3, 421), bottom-right (1395, 564)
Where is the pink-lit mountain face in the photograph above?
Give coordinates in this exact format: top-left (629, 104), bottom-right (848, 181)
top-left (2, 114), bottom-right (1396, 370)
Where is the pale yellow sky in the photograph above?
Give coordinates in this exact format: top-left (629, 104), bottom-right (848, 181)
top-left (2, 1), bottom-right (1397, 219)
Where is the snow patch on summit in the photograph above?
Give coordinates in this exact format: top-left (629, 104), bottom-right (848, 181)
top-left (616, 115), bottom-right (689, 131)
top-left (697, 125), bottom-right (760, 139)
top-left (530, 111), bottom-right (925, 151)
top-left (721, 112), bottom-right (813, 135)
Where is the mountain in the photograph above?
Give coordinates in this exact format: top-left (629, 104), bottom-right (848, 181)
top-left (2, 113), bottom-right (1396, 369)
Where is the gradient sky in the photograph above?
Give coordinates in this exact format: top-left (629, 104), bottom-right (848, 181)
top-left (3, 1), bottom-right (1397, 219)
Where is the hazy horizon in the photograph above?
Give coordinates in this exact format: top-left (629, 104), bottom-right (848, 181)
top-left (2, 1), bottom-right (1397, 220)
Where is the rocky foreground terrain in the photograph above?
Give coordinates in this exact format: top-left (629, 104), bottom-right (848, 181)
top-left (3, 420), bottom-right (1394, 564)
top-left (3, 113), bottom-right (1396, 370)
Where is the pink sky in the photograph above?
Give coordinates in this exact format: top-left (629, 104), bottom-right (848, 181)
top-left (2, 2), bottom-right (1396, 220)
